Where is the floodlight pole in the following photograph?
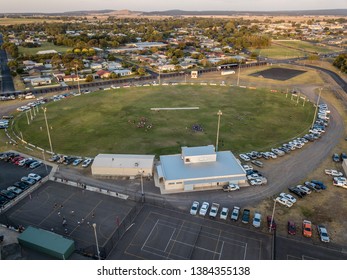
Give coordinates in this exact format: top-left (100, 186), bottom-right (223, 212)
top-left (75, 65), bottom-right (81, 95)
top-left (42, 150), bottom-right (48, 175)
top-left (43, 107), bottom-right (54, 154)
top-left (215, 110), bottom-right (223, 152)
top-left (311, 87), bottom-right (322, 129)
top-left (237, 62), bottom-right (241, 86)
top-left (92, 223), bottom-right (101, 260)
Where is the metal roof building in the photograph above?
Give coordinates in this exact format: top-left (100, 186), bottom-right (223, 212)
top-left (155, 145), bottom-right (247, 194)
top-left (91, 154), bottom-right (155, 178)
top-left (17, 226), bottom-right (75, 260)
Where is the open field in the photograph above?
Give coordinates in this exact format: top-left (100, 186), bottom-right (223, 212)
top-left (13, 85), bottom-right (314, 157)
top-left (0, 17), bottom-right (63, 26)
top-left (252, 40), bottom-right (342, 59)
top-left (18, 42), bottom-right (72, 56)
top-left (273, 40), bottom-right (343, 54)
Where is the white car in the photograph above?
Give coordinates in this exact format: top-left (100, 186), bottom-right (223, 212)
top-left (199, 202), bottom-right (209, 216)
top-left (249, 178), bottom-right (263, 186)
top-left (247, 173), bottom-right (261, 180)
top-left (297, 185), bottom-right (312, 195)
top-left (220, 207), bottom-right (229, 220)
top-left (82, 158), bottom-right (93, 168)
top-left (324, 169), bottom-right (343, 177)
top-left (242, 165), bottom-right (253, 172)
top-left (190, 201), bottom-right (199, 215)
top-left (231, 206), bottom-right (240, 221)
top-left (239, 154), bottom-right (250, 161)
top-left (275, 197), bottom-right (293, 208)
top-left (28, 173), bottom-right (42, 182)
top-left (252, 212), bottom-right (262, 228)
top-left (279, 192), bottom-right (297, 204)
top-left (223, 183), bottom-right (240, 192)
top-left (333, 177), bottom-right (347, 188)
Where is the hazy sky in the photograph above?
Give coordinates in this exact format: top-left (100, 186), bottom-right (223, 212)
top-left (2, 0), bottom-right (346, 13)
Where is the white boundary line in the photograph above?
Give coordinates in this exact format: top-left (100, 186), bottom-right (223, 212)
top-left (141, 219), bottom-right (247, 260)
top-left (141, 219), bottom-right (159, 251)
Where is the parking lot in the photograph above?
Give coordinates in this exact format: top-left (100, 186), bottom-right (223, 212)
top-left (108, 205), bottom-right (273, 260)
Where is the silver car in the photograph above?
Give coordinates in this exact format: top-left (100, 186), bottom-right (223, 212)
top-left (317, 225), bottom-right (330, 242)
top-left (253, 212), bottom-right (262, 228)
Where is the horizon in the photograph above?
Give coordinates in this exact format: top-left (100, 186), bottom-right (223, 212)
top-left (1, 0), bottom-right (346, 14)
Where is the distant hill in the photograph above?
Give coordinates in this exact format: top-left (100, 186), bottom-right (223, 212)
top-left (142, 9), bottom-right (347, 16)
top-left (1, 9), bottom-right (346, 17)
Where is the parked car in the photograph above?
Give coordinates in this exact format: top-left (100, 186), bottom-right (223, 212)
top-left (302, 220), bottom-right (312, 238)
top-left (223, 183), bottom-right (240, 192)
top-left (21, 176), bottom-right (36, 185)
top-left (72, 158), bottom-right (83, 166)
top-left (190, 201), bottom-right (199, 215)
top-left (239, 154), bottom-right (250, 161)
top-left (0, 196), bottom-right (9, 207)
top-left (332, 153), bottom-right (340, 162)
top-left (241, 209), bottom-right (250, 224)
top-left (29, 161), bottom-right (42, 169)
top-left (297, 185), bottom-right (312, 195)
top-left (275, 196), bottom-right (293, 208)
top-left (13, 181), bottom-right (30, 190)
top-left (288, 186), bottom-right (305, 198)
top-left (267, 215), bottom-right (276, 231)
top-left (252, 212), bottom-right (262, 228)
top-left (324, 169), bottom-right (343, 177)
top-left (341, 153), bottom-right (347, 160)
top-left (317, 225), bottom-right (330, 243)
top-left (199, 202), bottom-right (209, 216)
top-left (220, 207), bottom-right (229, 220)
top-left (311, 180), bottom-right (327, 190)
top-left (1, 189), bottom-right (16, 200)
top-left (28, 173), bottom-right (42, 182)
top-left (7, 186), bottom-right (23, 195)
top-left (48, 154), bottom-right (60, 162)
top-left (279, 192), bottom-right (297, 204)
top-left (82, 158), bottom-right (93, 168)
top-left (231, 206), bottom-right (240, 221)
top-left (287, 221), bottom-right (296, 235)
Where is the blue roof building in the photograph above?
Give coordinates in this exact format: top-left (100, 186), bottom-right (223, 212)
top-left (155, 145), bottom-right (247, 194)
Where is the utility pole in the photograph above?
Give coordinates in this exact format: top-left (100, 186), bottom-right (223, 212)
top-left (269, 199), bottom-right (277, 233)
top-left (75, 65), bottom-right (81, 95)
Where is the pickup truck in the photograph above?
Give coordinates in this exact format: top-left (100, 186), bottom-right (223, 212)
top-left (241, 209), bottom-right (250, 223)
top-left (209, 203), bottom-right (220, 218)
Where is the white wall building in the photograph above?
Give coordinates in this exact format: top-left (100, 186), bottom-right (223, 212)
top-left (91, 154), bottom-right (155, 178)
top-left (155, 145), bottom-right (247, 194)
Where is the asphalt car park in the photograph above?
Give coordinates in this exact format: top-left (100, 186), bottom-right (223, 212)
top-left (108, 205), bottom-right (273, 260)
top-left (0, 155), bottom-right (51, 190)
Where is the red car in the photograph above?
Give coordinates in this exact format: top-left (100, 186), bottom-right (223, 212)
top-left (303, 220), bottom-right (312, 238)
top-left (267, 215), bottom-right (276, 231)
top-left (287, 221), bottom-right (296, 235)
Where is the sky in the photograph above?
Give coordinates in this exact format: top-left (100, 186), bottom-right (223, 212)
top-left (1, 0), bottom-right (346, 13)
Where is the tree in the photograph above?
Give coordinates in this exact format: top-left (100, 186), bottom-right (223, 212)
top-left (85, 75), bottom-right (93, 82)
top-left (137, 67), bottom-right (146, 76)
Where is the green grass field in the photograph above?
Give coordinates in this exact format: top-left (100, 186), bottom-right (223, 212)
top-left (252, 40), bottom-right (341, 59)
top-left (14, 85), bottom-right (315, 157)
top-left (18, 42), bottom-right (72, 56)
top-left (273, 40), bottom-right (342, 54)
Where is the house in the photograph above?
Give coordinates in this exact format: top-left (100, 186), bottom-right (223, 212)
top-left (155, 145), bottom-right (247, 194)
top-left (158, 64), bottom-right (176, 71)
top-left (96, 70), bottom-right (112, 79)
top-left (113, 69), bottom-right (132, 76)
top-left (90, 63), bottom-right (103, 70)
top-left (30, 77), bottom-right (52, 86)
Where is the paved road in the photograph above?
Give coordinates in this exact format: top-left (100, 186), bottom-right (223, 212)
top-left (0, 34), bottom-right (15, 94)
